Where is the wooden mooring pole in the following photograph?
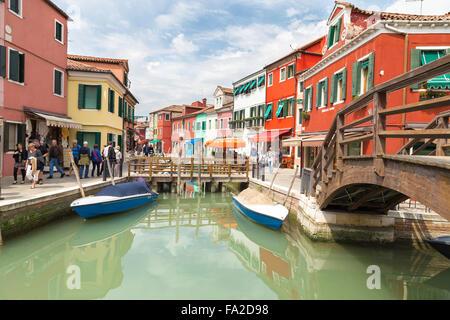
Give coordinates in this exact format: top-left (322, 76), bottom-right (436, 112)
top-left (106, 157), bottom-right (116, 186)
top-left (70, 152), bottom-right (85, 198)
top-left (283, 165), bottom-right (299, 206)
top-left (267, 164), bottom-right (281, 199)
top-left (0, 225), bottom-right (3, 246)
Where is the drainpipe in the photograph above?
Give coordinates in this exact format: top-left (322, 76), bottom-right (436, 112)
top-left (385, 24), bottom-right (409, 138)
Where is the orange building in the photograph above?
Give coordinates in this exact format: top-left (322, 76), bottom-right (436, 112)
top-left (295, 1), bottom-right (450, 168)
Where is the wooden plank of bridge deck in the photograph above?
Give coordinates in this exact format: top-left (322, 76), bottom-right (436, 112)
top-left (379, 129), bottom-right (450, 139)
top-left (378, 95), bottom-right (450, 116)
top-left (383, 155), bottom-right (450, 170)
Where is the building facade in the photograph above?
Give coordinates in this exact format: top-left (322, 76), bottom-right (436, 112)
top-left (0, 0), bottom-right (72, 176)
top-left (296, 1), bottom-right (450, 169)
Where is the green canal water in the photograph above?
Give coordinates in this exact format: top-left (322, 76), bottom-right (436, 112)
top-left (0, 192), bottom-right (449, 300)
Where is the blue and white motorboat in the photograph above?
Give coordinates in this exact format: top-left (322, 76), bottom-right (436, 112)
top-left (232, 195), bottom-right (289, 230)
top-left (71, 180), bottom-right (158, 219)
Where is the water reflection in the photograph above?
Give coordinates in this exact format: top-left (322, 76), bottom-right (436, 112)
top-left (0, 193), bottom-right (448, 300)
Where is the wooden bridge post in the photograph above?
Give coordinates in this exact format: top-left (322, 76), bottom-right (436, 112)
top-left (149, 157), bottom-right (153, 178)
top-left (373, 91), bottom-right (387, 177)
top-left (321, 145), bottom-right (328, 183)
top-left (336, 114), bottom-right (345, 171)
top-left (245, 158), bottom-right (249, 179)
top-left (190, 158), bottom-right (194, 179)
top-left (436, 116), bottom-right (449, 156)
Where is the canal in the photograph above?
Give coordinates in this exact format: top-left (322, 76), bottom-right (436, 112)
top-left (0, 191), bottom-right (449, 300)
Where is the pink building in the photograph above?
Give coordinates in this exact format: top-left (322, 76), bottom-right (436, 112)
top-left (214, 86), bottom-right (233, 138)
top-left (0, 0), bottom-right (76, 177)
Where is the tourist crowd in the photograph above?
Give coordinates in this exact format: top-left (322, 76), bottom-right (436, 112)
top-left (12, 139), bottom-right (123, 189)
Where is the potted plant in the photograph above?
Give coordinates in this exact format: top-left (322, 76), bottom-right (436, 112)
top-left (301, 111), bottom-right (310, 120)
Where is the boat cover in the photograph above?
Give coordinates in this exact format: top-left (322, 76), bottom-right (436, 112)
top-left (95, 182), bottom-right (155, 198)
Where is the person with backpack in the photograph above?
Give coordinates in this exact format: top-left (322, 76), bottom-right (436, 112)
top-left (79, 141), bottom-right (91, 179)
top-left (91, 144), bottom-right (102, 177)
top-left (34, 140), bottom-right (48, 185)
top-left (25, 143), bottom-right (45, 189)
top-left (103, 142), bottom-right (116, 178)
top-left (68, 140), bottom-right (81, 176)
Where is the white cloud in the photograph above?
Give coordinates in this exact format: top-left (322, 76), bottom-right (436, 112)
top-left (171, 34), bottom-right (199, 54)
top-left (385, 0), bottom-right (449, 15)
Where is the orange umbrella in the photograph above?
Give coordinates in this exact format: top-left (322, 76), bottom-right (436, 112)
top-left (205, 138), bottom-right (246, 149)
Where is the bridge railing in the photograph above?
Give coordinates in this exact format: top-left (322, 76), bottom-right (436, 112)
top-left (312, 54), bottom-right (450, 190)
top-left (128, 156), bottom-right (249, 178)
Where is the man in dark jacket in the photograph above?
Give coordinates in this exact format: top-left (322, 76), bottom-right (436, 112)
top-left (34, 140), bottom-right (48, 184)
top-left (48, 139), bottom-right (65, 179)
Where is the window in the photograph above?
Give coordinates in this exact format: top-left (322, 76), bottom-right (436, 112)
top-left (55, 20), bottom-right (64, 44)
top-left (165, 114), bottom-right (170, 121)
top-left (8, 48), bottom-right (25, 84)
top-left (304, 86), bottom-right (313, 112)
top-left (202, 121), bottom-right (206, 131)
top-left (327, 16), bottom-right (342, 49)
top-left (53, 69), bottom-right (63, 97)
top-left (78, 84), bottom-right (102, 109)
top-left (410, 48), bottom-right (450, 89)
top-left (220, 119), bottom-right (224, 129)
top-left (209, 120), bottom-right (211, 130)
top-left (330, 69), bottom-right (347, 104)
top-left (258, 75), bottom-right (265, 87)
top-left (280, 67), bottom-right (286, 82)
top-left (228, 117), bottom-right (231, 128)
top-left (268, 73), bottom-right (273, 87)
top-left (287, 64), bottom-right (295, 79)
top-left (188, 122), bottom-right (191, 131)
top-left (352, 53), bottom-right (374, 97)
top-left (3, 122), bottom-right (25, 152)
top-left (118, 97), bottom-right (124, 117)
top-left (215, 119), bottom-right (218, 129)
top-left (108, 89), bottom-right (115, 113)
top-left (265, 103), bottom-right (273, 120)
top-left (316, 78), bottom-right (329, 109)
top-left (9, 0), bottom-right (22, 18)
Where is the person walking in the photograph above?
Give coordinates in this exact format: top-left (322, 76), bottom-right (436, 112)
top-left (34, 140), bottom-right (48, 185)
top-left (48, 139), bottom-right (65, 179)
top-left (143, 142), bottom-right (150, 157)
top-left (103, 142), bottom-right (116, 178)
top-left (91, 144), bottom-right (102, 177)
top-left (13, 143), bottom-right (28, 184)
top-left (114, 145), bottom-right (122, 177)
top-left (25, 143), bottom-right (45, 189)
top-left (267, 147), bottom-right (275, 174)
top-left (78, 141), bottom-right (91, 179)
top-left (68, 140), bottom-right (81, 176)
top-left (149, 143), bottom-right (155, 156)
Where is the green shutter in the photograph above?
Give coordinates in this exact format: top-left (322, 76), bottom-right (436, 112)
top-left (95, 132), bottom-right (101, 146)
top-left (352, 61), bottom-right (361, 96)
top-left (17, 124), bottom-right (26, 147)
top-left (9, 49), bottom-right (19, 82)
top-left (0, 45), bottom-right (6, 78)
top-left (342, 68), bottom-right (347, 100)
top-left (78, 84), bottom-right (85, 109)
top-left (328, 26), bottom-right (335, 48)
top-left (76, 132), bottom-right (83, 145)
top-left (118, 97), bottom-right (123, 117)
top-left (124, 101), bottom-right (128, 118)
top-left (304, 89), bottom-right (309, 111)
top-left (19, 53), bottom-right (24, 83)
top-left (324, 78), bottom-right (329, 106)
top-left (316, 82), bottom-right (321, 108)
top-left (336, 17), bottom-right (342, 44)
top-left (108, 89), bottom-right (115, 113)
top-left (330, 74), bottom-right (336, 104)
top-left (309, 86), bottom-right (313, 112)
top-left (118, 135), bottom-right (122, 150)
top-left (367, 52), bottom-right (375, 90)
top-left (3, 122), bottom-right (9, 151)
top-left (96, 85), bottom-right (102, 110)
top-left (410, 49), bottom-right (421, 89)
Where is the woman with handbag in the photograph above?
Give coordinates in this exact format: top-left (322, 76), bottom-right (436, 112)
top-left (13, 143), bottom-right (28, 184)
top-left (25, 143), bottom-right (45, 189)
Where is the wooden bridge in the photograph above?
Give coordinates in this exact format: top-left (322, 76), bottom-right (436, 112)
top-left (128, 156), bottom-right (250, 186)
top-left (312, 54), bottom-right (450, 220)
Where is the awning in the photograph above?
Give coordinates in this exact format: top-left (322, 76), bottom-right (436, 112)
top-left (264, 104), bottom-right (272, 118)
top-left (282, 134), bottom-right (326, 147)
top-left (27, 111), bottom-right (82, 129)
top-left (258, 75), bottom-right (265, 86)
top-left (234, 87), bottom-right (240, 95)
top-left (275, 101), bottom-right (284, 117)
top-left (249, 129), bottom-right (291, 143)
top-left (150, 139), bottom-right (161, 144)
top-left (249, 79), bottom-right (257, 90)
top-left (421, 50), bottom-right (450, 89)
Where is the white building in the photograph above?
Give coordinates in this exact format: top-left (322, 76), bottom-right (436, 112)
top-left (205, 108), bottom-right (218, 157)
top-left (232, 69), bottom-right (266, 156)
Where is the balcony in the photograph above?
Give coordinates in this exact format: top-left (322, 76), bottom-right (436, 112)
top-left (245, 116), bottom-right (265, 128)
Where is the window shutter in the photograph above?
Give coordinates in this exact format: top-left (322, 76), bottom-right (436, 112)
top-left (76, 132), bottom-right (83, 145)
top-left (96, 85), bottom-right (102, 110)
top-left (342, 68), bottom-right (347, 100)
top-left (18, 124), bottom-right (26, 146)
top-left (118, 97), bottom-right (123, 117)
top-left (95, 132), bottom-right (101, 146)
top-left (118, 135), bottom-right (122, 150)
top-left (410, 49), bottom-right (421, 89)
top-left (327, 26), bottom-right (334, 48)
top-left (352, 61), bottom-right (361, 96)
top-left (330, 74), bottom-right (336, 104)
top-left (9, 49), bottom-right (19, 82)
top-left (309, 86), bottom-right (313, 112)
top-left (337, 17), bottom-right (342, 43)
top-left (316, 82), bottom-right (320, 108)
top-left (0, 45), bottom-right (6, 78)
top-left (304, 89), bottom-right (309, 111)
top-left (324, 78), bottom-right (329, 106)
top-left (3, 123), bottom-right (9, 151)
top-left (124, 101), bottom-right (128, 118)
top-left (78, 84), bottom-right (85, 109)
top-left (367, 52), bottom-right (375, 90)
top-left (19, 53), bottom-right (25, 83)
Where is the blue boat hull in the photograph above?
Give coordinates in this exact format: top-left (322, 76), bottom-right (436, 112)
top-left (232, 197), bottom-right (283, 230)
top-left (73, 194), bottom-right (158, 219)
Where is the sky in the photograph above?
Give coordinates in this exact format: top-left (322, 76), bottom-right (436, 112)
top-left (52, 0), bottom-right (450, 116)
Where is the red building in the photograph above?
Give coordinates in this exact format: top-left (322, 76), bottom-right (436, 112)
top-left (295, 1), bottom-right (450, 168)
top-left (0, 0), bottom-right (72, 177)
top-left (261, 37), bottom-right (325, 167)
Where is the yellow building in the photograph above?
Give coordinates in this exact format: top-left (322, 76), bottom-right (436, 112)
top-left (66, 56), bottom-right (138, 150)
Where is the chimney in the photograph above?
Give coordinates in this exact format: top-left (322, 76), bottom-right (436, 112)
top-left (202, 98), bottom-right (207, 107)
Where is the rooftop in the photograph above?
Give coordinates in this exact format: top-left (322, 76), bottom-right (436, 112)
top-left (68, 54), bottom-right (130, 72)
